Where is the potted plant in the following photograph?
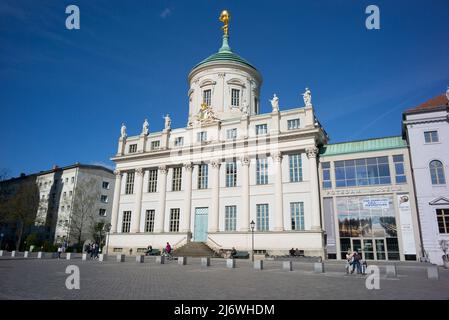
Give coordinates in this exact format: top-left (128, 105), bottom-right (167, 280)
top-left (439, 240), bottom-right (449, 269)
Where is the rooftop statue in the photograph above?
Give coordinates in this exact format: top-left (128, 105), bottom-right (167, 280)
top-left (302, 87), bottom-right (312, 107)
top-left (270, 94), bottom-right (279, 112)
top-left (120, 123), bottom-right (127, 139)
top-left (219, 10), bottom-right (230, 36)
top-left (164, 114), bottom-right (171, 130)
top-left (142, 118), bottom-right (149, 136)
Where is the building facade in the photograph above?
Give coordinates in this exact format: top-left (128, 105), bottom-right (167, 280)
top-left (319, 136), bottom-right (422, 261)
top-left (402, 91), bottom-right (449, 265)
top-left (108, 12), bottom-right (328, 256)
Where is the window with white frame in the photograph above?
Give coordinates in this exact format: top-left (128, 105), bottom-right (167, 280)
top-left (100, 195), bottom-right (108, 203)
top-left (290, 202), bottom-right (304, 230)
top-left (225, 206), bottom-right (237, 231)
top-left (256, 157), bottom-right (268, 185)
top-left (148, 169), bottom-right (158, 193)
top-left (197, 131), bottom-right (207, 142)
top-left (102, 181), bottom-right (110, 189)
top-left (436, 209), bottom-right (449, 233)
top-left (226, 161), bottom-right (237, 187)
top-left (129, 144), bottom-right (137, 153)
top-left (393, 155), bottom-right (407, 184)
top-left (172, 167), bottom-right (182, 191)
top-left (145, 210), bottom-right (155, 233)
top-left (226, 128), bottom-right (237, 140)
top-left (231, 89), bottom-right (240, 107)
top-left (99, 209), bottom-right (107, 217)
top-left (287, 118), bottom-right (300, 130)
top-left (322, 162), bottom-right (332, 189)
top-left (256, 204), bottom-right (269, 231)
top-left (203, 89), bottom-right (211, 106)
top-left (289, 154), bottom-right (303, 182)
top-left (169, 208), bottom-right (180, 232)
top-left (198, 164), bottom-right (208, 189)
top-left (424, 131), bottom-right (439, 143)
top-left (151, 140), bottom-right (160, 150)
top-left (125, 172), bottom-right (135, 194)
top-left (63, 191), bottom-right (67, 198)
top-left (174, 137), bottom-right (184, 147)
top-left (430, 160), bottom-right (446, 185)
top-left (122, 211), bottom-right (131, 233)
top-left (256, 124), bottom-right (267, 135)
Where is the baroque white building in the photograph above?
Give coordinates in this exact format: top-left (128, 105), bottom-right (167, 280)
top-left (108, 12), bottom-right (327, 256)
top-left (403, 91), bottom-right (449, 265)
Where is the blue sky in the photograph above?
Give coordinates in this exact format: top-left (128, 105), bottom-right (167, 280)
top-left (1, 0), bottom-right (448, 177)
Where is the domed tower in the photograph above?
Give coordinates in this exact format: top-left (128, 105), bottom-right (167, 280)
top-left (187, 10), bottom-right (263, 125)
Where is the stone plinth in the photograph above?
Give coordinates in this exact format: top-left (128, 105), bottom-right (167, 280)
top-left (99, 254), bottom-right (107, 262)
top-left (283, 261), bottom-right (293, 271)
top-left (254, 260), bottom-right (263, 270)
top-left (82, 253), bottom-right (87, 261)
top-left (201, 257), bottom-right (210, 267)
top-left (24, 251), bottom-right (29, 258)
top-left (116, 254), bottom-right (125, 262)
top-left (178, 257), bottom-right (187, 265)
top-left (226, 259), bottom-right (235, 269)
top-left (314, 262), bottom-right (325, 273)
top-left (66, 253), bottom-right (72, 260)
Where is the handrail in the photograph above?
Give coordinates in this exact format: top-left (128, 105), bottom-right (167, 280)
top-left (207, 236), bottom-right (222, 248)
top-left (173, 237), bottom-right (187, 249)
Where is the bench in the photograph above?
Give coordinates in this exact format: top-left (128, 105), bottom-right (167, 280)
top-left (232, 251), bottom-right (250, 259)
top-left (146, 249), bottom-right (161, 256)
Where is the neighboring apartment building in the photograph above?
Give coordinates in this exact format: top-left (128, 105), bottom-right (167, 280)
top-left (402, 90), bottom-right (449, 265)
top-left (108, 13), bottom-right (328, 256)
top-left (319, 136), bottom-right (422, 262)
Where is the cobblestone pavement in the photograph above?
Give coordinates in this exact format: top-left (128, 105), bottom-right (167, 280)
top-left (0, 254), bottom-right (448, 300)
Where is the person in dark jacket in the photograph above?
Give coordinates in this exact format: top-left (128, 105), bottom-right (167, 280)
top-left (351, 251), bottom-right (363, 274)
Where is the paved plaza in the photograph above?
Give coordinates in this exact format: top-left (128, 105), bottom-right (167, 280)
top-left (0, 254), bottom-right (448, 300)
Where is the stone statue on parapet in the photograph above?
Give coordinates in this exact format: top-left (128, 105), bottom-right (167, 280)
top-left (164, 114), bottom-right (171, 130)
top-left (142, 118), bottom-right (149, 136)
top-left (270, 94), bottom-right (279, 112)
top-left (120, 123), bottom-right (127, 139)
top-left (302, 87), bottom-right (312, 107)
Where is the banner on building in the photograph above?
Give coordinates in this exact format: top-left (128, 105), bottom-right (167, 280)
top-left (362, 198), bottom-right (389, 209)
top-left (397, 194), bottom-right (417, 255)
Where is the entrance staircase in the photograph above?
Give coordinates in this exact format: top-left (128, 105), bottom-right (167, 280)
top-left (173, 242), bottom-right (218, 258)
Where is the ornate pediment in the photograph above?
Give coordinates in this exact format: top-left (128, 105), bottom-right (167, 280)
top-left (429, 197), bottom-right (449, 205)
top-left (227, 78), bottom-right (246, 87)
top-left (195, 103), bottom-right (219, 124)
top-left (199, 79), bottom-right (216, 88)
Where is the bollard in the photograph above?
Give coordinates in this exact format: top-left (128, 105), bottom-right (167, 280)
top-left (156, 256), bottom-right (165, 264)
top-left (314, 262), bottom-right (325, 273)
top-left (37, 252), bottom-right (44, 259)
top-left (99, 254), bottom-right (107, 262)
top-left (283, 261), bottom-right (293, 271)
top-left (11, 251), bottom-right (16, 258)
top-left (0, 250), bottom-right (3, 257)
top-left (201, 257), bottom-right (210, 267)
top-left (116, 254), bottom-right (125, 262)
top-left (254, 260), bottom-right (263, 270)
top-left (66, 253), bottom-right (72, 260)
top-left (136, 255), bottom-right (144, 263)
top-left (82, 253), bottom-right (87, 261)
top-left (427, 266), bottom-right (439, 280)
top-left (178, 257), bottom-right (187, 265)
top-left (226, 259), bottom-right (236, 269)
top-left (386, 265), bottom-right (397, 278)
top-left (24, 251), bottom-right (29, 258)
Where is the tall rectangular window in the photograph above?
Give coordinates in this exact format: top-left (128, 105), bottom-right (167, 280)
top-left (170, 208), bottom-right (180, 232)
top-left (198, 164), bottom-right (208, 189)
top-left (287, 119), bottom-right (300, 130)
top-left (197, 131), bottom-right (207, 142)
top-left (291, 202), bottom-right (305, 230)
top-left (172, 167), bottom-right (182, 191)
top-left (256, 124), bottom-right (268, 135)
top-left (322, 162), bottom-right (332, 189)
top-left (151, 140), bottom-right (160, 150)
top-left (100, 195), bottom-right (108, 203)
top-left (99, 209), bottom-right (106, 217)
top-left (231, 89), bottom-right (240, 107)
top-left (334, 157), bottom-right (391, 187)
top-left (226, 161), bottom-right (237, 187)
top-left (148, 169), bottom-right (158, 193)
top-left (226, 128), bottom-right (237, 140)
top-left (122, 211), bottom-right (131, 233)
top-left (174, 137), bottom-right (184, 147)
top-left (289, 154), bottom-right (303, 182)
top-left (203, 89), bottom-right (211, 106)
top-left (393, 155), bottom-right (407, 184)
top-left (424, 131), bottom-right (439, 143)
top-left (225, 206), bottom-right (237, 231)
top-left (256, 157), bottom-right (268, 185)
top-left (256, 204), bottom-right (269, 231)
top-left (436, 209), bottom-right (449, 234)
top-left (125, 172), bottom-right (135, 194)
top-left (145, 210), bottom-right (155, 233)
top-left (129, 144), bottom-right (137, 153)
top-left (102, 181), bottom-right (110, 189)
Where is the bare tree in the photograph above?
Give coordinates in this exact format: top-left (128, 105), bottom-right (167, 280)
top-left (64, 177), bottom-right (100, 246)
top-left (0, 168), bottom-right (10, 181)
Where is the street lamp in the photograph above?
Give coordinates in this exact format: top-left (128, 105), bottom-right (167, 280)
top-left (0, 233), bottom-right (4, 250)
top-left (104, 223), bottom-right (111, 255)
top-left (250, 220), bottom-right (255, 262)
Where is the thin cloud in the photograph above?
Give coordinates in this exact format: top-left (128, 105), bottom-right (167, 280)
top-left (160, 8), bottom-right (171, 19)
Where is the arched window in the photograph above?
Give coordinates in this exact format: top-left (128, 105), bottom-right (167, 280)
top-left (430, 160), bottom-right (446, 185)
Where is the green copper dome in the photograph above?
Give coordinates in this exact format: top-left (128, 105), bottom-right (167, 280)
top-left (192, 35), bottom-right (257, 71)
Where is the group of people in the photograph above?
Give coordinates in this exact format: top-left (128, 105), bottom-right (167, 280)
top-left (84, 243), bottom-right (100, 260)
top-left (289, 248), bottom-right (303, 257)
top-left (345, 250), bottom-right (367, 275)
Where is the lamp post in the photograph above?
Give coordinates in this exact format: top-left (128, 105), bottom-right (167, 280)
top-left (104, 223), bottom-right (111, 255)
top-left (0, 233), bottom-right (4, 250)
top-left (250, 220), bottom-right (255, 262)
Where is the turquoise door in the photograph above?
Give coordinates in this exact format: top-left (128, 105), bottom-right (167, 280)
top-left (194, 207), bottom-right (208, 242)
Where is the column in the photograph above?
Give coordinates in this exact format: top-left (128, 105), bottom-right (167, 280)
top-left (182, 163), bottom-right (193, 233)
top-left (209, 160), bottom-right (221, 232)
top-left (130, 168), bottom-right (144, 233)
top-left (306, 147), bottom-right (321, 230)
top-left (110, 170), bottom-right (123, 233)
top-left (155, 165), bottom-right (168, 233)
top-left (240, 156), bottom-right (250, 231)
top-left (273, 152), bottom-right (284, 231)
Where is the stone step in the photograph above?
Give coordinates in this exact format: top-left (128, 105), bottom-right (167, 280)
top-left (173, 242), bottom-right (217, 257)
